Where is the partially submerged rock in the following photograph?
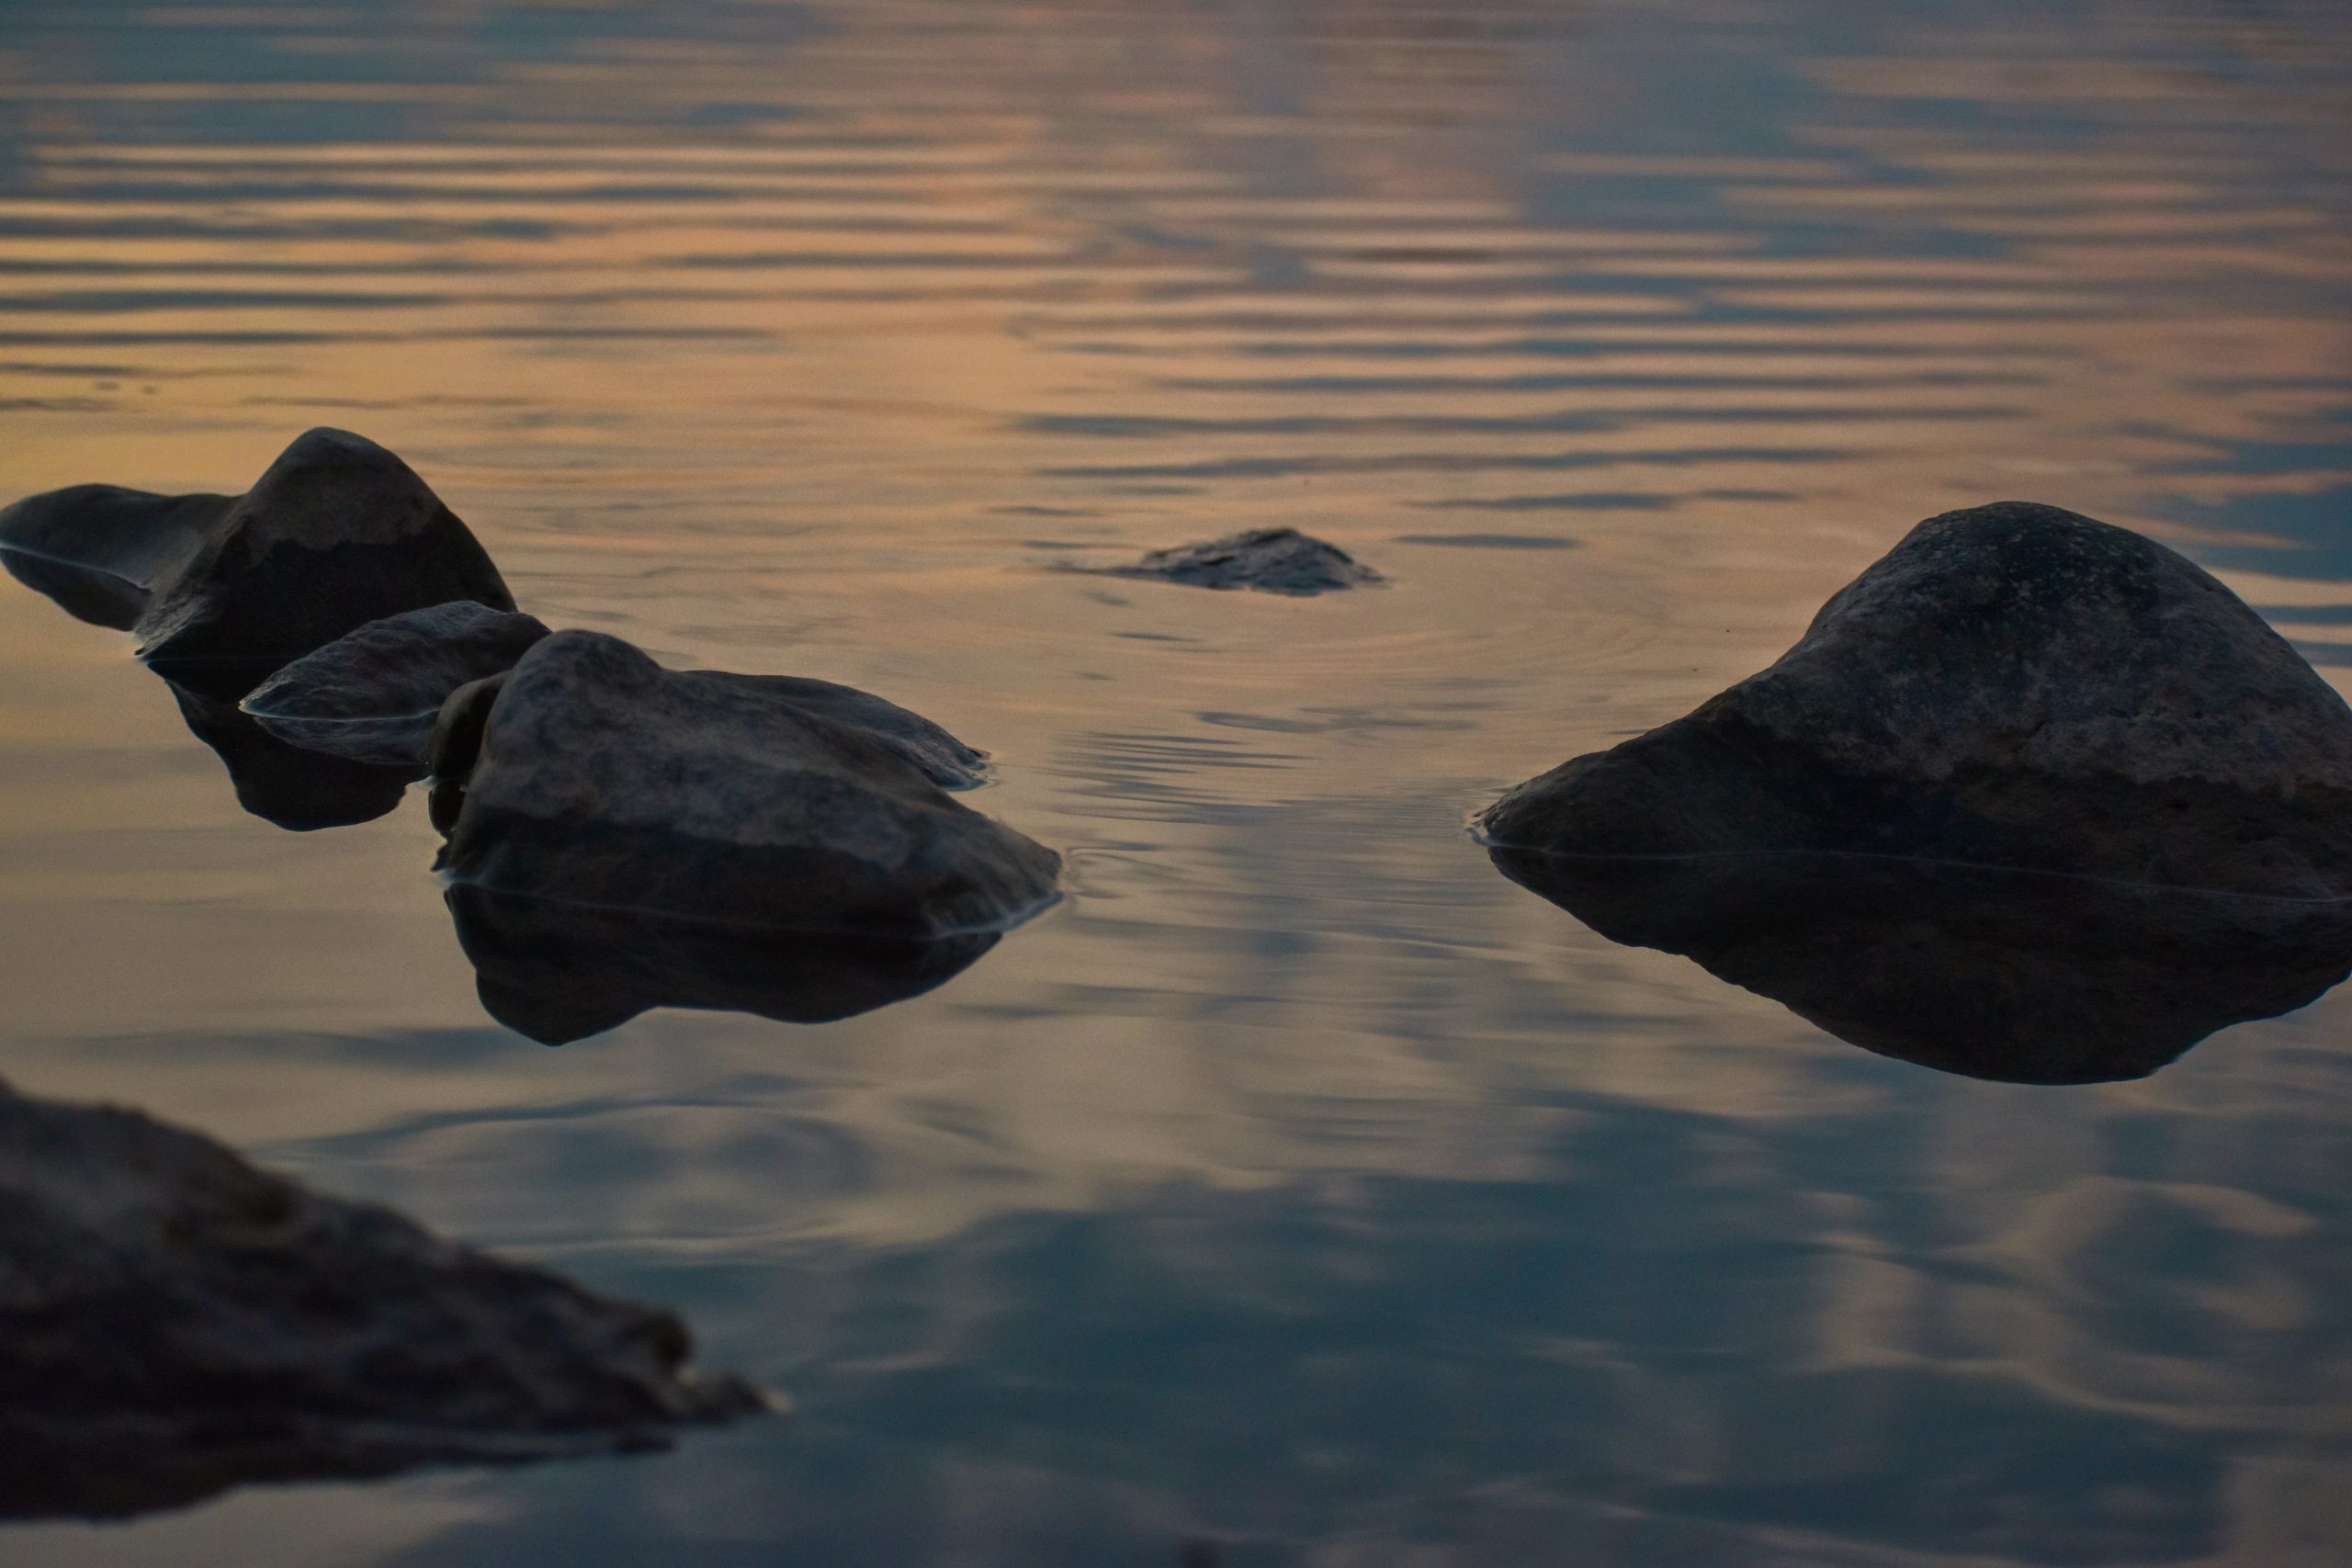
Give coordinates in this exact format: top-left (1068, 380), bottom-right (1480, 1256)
top-left (0, 1076), bottom-right (762, 1522)
top-left (1, 428), bottom-right (515, 675)
top-left (432, 631), bottom-right (1059, 940)
top-left (1101, 527), bottom-right (1384, 596)
top-left (1492, 848), bottom-right (2352, 1084)
top-left (449, 885), bottom-right (1001, 1043)
top-left (0, 486), bottom-right (232, 630)
top-left (1480, 502), bottom-right (2352, 898)
top-left (134, 428), bottom-right (515, 671)
top-left (242, 601), bottom-right (551, 769)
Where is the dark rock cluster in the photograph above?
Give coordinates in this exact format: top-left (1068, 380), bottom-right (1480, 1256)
top-left (9, 435), bottom-right (2351, 1517)
top-left (1, 430), bottom-right (522, 830)
top-left (0, 428), bottom-right (1076, 1517)
top-left (2, 425), bottom-right (1063, 986)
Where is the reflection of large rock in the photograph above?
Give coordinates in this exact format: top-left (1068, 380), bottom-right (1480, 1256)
top-left (0, 1077), bottom-right (762, 1522)
top-left (168, 675), bottom-right (416, 831)
top-left (241, 601), bottom-right (551, 769)
top-left (1480, 503), bottom-right (2352, 898)
top-left (449, 885), bottom-right (1000, 1043)
top-left (433, 632), bottom-right (1059, 940)
top-left (0, 486), bottom-right (232, 629)
top-left (0, 428), bottom-right (515, 672)
top-left (1492, 848), bottom-right (2352, 1083)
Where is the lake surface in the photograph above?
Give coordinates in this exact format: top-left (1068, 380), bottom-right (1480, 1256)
top-left (2, 0), bottom-right (2349, 1562)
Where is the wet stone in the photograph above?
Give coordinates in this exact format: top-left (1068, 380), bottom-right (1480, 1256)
top-left (241, 601), bottom-right (551, 769)
top-left (431, 630), bottom-right (1060, 940)
top-left (0, 1076), bottom-right (763, 1522)
top-left (1480, 502), bottom-right (2352, 898)
top-left (1101, 527), bottom-right (1384, 596)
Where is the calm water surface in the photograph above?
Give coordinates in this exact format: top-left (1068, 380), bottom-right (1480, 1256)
top-left (2, 1), bottom-right (2349, 1562)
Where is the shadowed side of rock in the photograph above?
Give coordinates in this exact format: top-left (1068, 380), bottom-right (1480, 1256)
top-left (1481, 502), bottom-right (2352, 898)
top-left (0, 1077), bottom-right (763, 1522)
top-left (431, 631), bottom-right (1060, 941)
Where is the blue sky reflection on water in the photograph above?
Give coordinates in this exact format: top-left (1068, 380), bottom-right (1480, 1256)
top-left (0, 1), bottom-right (2348, 1563)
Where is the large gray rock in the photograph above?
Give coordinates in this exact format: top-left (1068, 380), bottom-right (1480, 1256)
top-left (241, 601), bottom-right (551, 769)
top-left (1491, 847), bottom-right (2352, 1083)
top-left (432, 631), bottom-right (1059, 940)
top-left (0, 428), bottom-right (516, 672)
top-left (0, 1077), bottom-right (762, 1521)
top-left (1100, 527), bottom-right (1384, 596)
top-left (1480, 502), bottom-right (2352, 898)
top-left (0, 486), bottom-right (232, 630)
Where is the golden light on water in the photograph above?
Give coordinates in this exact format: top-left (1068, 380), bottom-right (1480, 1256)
top-left (1, 0), bottom-right (2348, 1561)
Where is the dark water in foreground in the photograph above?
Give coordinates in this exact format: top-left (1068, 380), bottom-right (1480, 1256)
top-left (1, 0), bottom-right (2349, 1562)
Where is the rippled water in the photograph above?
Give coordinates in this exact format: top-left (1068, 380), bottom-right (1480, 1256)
top-left (2, 0), bottom-right (2349, 1562)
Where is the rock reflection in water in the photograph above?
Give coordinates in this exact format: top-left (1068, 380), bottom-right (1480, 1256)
top-left (1489, 848), bottom-right (2352, 1083)
top-left (447, 884), bottom-right (1000, 1044)
top-left (164, 669), bottom-right (419, 832)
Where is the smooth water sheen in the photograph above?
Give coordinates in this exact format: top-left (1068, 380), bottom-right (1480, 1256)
top-left (1, 1), bottom-right (2348, 1562)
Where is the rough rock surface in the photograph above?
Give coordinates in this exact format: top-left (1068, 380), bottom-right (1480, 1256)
top-left (1492, 848), bottom-right (2352, 1083)
top-left (120, 428), bottom-right (515, 670)
top-left (432, 662), bottom-right (984, 804)
top-left (1480, 502), bottom-right (2352, 897)
top-left (691, 671), bottom-right (989, 790)
top-left (242, 601), bottom-right (551, 768)
top-left (432, 631), bottom-right (1060, 939)
top-left (448, 886), bottom-right (1000, 1043)
top-left (0, 486), bottom-right (232, 630)
top-left (1102, 527), bottom-right (1384, 596)
top-left (0, 1077), bottom-right (762, 1522)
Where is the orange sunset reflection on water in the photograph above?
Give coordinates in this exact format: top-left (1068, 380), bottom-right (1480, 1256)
top-left (1, 1), bottom-right (2349, 1563)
